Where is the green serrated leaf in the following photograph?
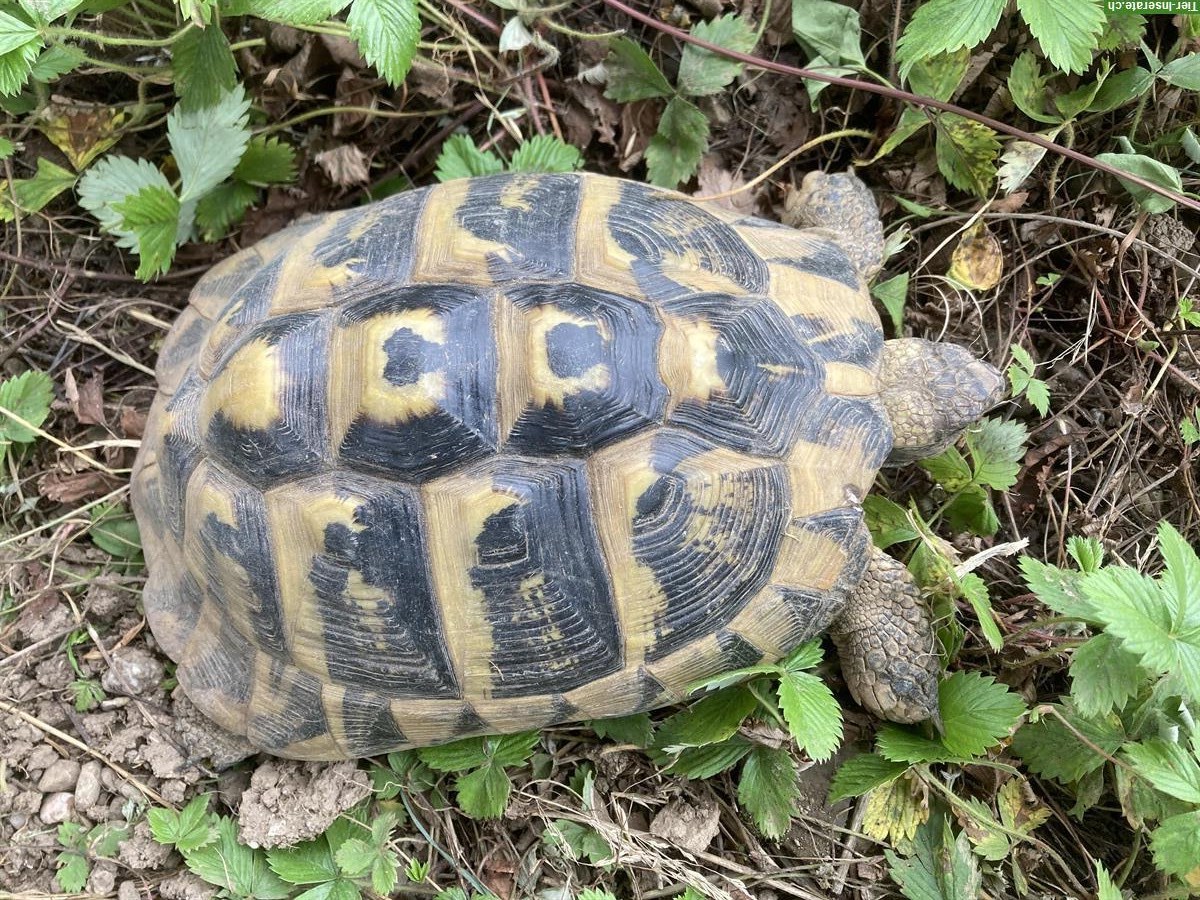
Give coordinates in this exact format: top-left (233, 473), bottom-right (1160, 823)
top-left (589, 713), bottom-right (654, 748)
top-left (677, 13), bottom-right (754, 97)
top-left (1069, 632), bottom-right (1145, 717)
top-left (454, 760), bottom-right (511, 820)
top-left (113, 184), bottom-right (181, 279)
top-left (294, 879), bottom-right (362, 900)
top-left (419, 736), bottom-right (491, 772)
top-left (195, 180), bottom-right (258, 241)
top-left (895, 0), bottom-right (1005, 78)
top-left (1121, 738), bottom-right (1200, 804)
top-left (1010, 702), bottom-right (1125, 783)
top-left (1095, 862), bottom-right (1121, 900)
top-left (543, 819), bottom-right (614, 868)
top-left (0, 136), bottom-right (11, 158)
top-left (863, 495), bottom-right (919, 549)
top-left (935, 113), bottom-right (1000, 196)
top-left (959, 573), bottom-right (1003, 650)
top-left (920, 446), bottom-right (973, 491)
top-left (19, 0), bottom-right (82, 24)
top-left (184, 817), bottom-right (291, 900)
top-left (829, 753), bottom-right (909, 802)
top-left (77, 155), bottom-right (172, 248)
top-left (1096, 151), bottom-right (1182, 214)
top-left (1084, 565), bottom-right (1200, 704)
top-left (0, 37), bottom-right (39, 97)
top-left (943, 485), bottom-right (998, 536)
top-left (1019, 555), bottom-right (1098, 619)
top-left (0, 9), bottom-right (38, 55)
top-left (1158, 520), bottom-right (1200, 617)
top-left (508, 134), bottom-right (582, 173)
top-left (653, 685), bottom-right (757, 753)
top-left (168, 84), bottom-right (251, 202)
top-left (664, 735), bottom-right (753, 778)
top-left (371, 855), bottom-right (398, 896)
top-left (1016, 0), bottom-right (1103, 75)
top-left (1087, 66), bottom-right (1153, 113)
top-left (646, 96), bottom-right (708, 188)
top-left (939, 671), bottom-right (1025, 757)
top-left (173, 23), bottom-right (237, 109)
top-left (877, 724), bottom-right (964, 764)
top-left (223, 0), bottom-right (345, 24)
top-left (872, 272), bottom-right (909, 336)
top-left (792, 0), bottom-right (867, 71)
top-left (908, 48), bottom-right (969, 102)
top-left (433, 134), bottom-right (504, 182)
top-left (347, 0), bottom-right (418, 87)
top-left (603, 36), bottom-right (673, 102)
top-left (780, 639), bottom-right (824, 673)
top-left (0, 156), bottom-right (76, 220)
top-left (0, 369), bottom-right (53, 444)
top-left (777, 670), bottom-right (842, 762)
top-left (1149, 810), bottom-right (1200, 878)
top-left (738, 744), bottom-right (797, 839)
top-left (269, 837), bottom-right (340, 884)
top-left (55, 851), bottom-right (89, 892)
top-left (887, 816), bottom-right (982, 900)
top-left (235, 136), bottom-right (297, 186)
top-left (1158, 52), bottom-right (1200, 90)
top-left (1068, 536), bottom-right (1105, 573)
top-left (332, 838), bottom-right (376, 877)
top-left (29, 42), bottom-right (83, 81)
top-left (967, 417), bottom-right (1027, 491)
top-left (1007, 52), bottom-right (1060, 123)
top-left (490, 731), bottom-right (539, 767)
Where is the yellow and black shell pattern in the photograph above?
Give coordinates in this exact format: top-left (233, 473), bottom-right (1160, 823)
top-left (131, 172), bottom-right (894, 760)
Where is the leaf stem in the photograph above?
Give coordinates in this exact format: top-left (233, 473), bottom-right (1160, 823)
top-left (44, 23), bottom-right (192, 47)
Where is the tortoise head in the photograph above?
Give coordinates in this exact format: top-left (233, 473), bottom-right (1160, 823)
top-left (878, 338), bottom-right (1006, 466)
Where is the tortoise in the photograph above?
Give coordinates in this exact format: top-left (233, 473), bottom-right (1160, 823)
top-left (130, 170), bottom-right (1005, 761)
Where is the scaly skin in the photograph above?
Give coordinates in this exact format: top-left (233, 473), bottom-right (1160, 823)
top-left (785, 170), bottom-right (886, 279)
top-left (830, 546), bottom-right (942, 724)
top-left (880, 338), bottom-right (1007, 465)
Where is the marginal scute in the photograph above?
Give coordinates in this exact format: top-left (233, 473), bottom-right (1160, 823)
top-left (183, 462), bottom-right (287, 658)
top-left (286, 475), bottom-right (459, 697)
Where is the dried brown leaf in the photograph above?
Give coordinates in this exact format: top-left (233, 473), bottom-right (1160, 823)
top-left (316, 145), bottom-right (371, 186)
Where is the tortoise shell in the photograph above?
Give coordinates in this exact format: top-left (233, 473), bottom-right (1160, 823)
top-left (131, 172), bottom-right (893, 760)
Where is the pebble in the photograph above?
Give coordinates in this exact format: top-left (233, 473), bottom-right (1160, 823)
top-left (75, 761), bottom-right (103, 810)
top-left (7, 813), bottom-right (28, 829)
top-left (39, 792), bottom-right (76, 824)
top-left (88, 862), bottom-right (118, 895)
top-left (37, 758), bottom-right (81, 793)
top-left (101, 648), bottom-right (165, 697)
top-left (118, 882), bottom-right (142, 900)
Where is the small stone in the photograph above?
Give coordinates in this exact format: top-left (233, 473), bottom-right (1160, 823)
top-left (118, 881), bottom-right (142, 900)
top-left (88, 861), bottom-right (118, 894)
top-left (101, 647), bottom-right (165, 697)
top-left (8, 813), bottom-right (28, 828)
top-left (40, 792), bottom-right (76, 824)
top-left (75, 761), bottom-right (103, 810)
top-left (37, 758), bottom-right (81, 792)
top-left (26, 744), bottom-right (59, 772)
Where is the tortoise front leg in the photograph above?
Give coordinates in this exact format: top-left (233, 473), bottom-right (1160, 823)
top-left (829, 546), bottom-right (942, 725)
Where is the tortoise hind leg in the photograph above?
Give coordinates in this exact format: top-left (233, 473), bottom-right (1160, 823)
top-left (783, 170), bottom-right (885, 280)
top-left (829, 545), bottom-right (941, 725)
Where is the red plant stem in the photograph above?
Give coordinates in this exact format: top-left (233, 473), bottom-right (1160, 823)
top-left (601, 0), bottom-right (1200, 214)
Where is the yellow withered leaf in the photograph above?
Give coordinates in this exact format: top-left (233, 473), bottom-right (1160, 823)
top-left (862, 773), bottom-right (929, 849)
top-left (39, 102), bottom-right (128, 171)
top-left (948, 221), bottom-right (1004, 291)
